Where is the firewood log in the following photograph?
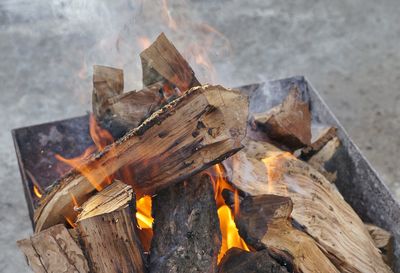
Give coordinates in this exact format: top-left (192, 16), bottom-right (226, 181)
top-left (300, 126), bottom-right (337, 159)
top-left (234, 194), bottom-right (340, 273)
top-left (94, 33), bottom-right (200, 136)
top-left (252, 87), bottom-right (311, 150)
top-left (218, 247), bottom-right (288, 273)
top-left (223, 139), bottom-right (392, 273)
top-left (92, 65), bottom-right (124, 121)
top-left (19, 182), bottom-right (146, 273)
top-left (149, 173), bottom-right (221, 273)
top-left (76, 192), bottom-right (146, 273)
top-left (17, 224), bottom-right (90, 273)
top-left (34, 85), bottom-right (248, 232)
top-left (307, 136), bottom-right (340, 182)
top-left (365, 223), bottom-right (394, 268)
top-left (140, 32), bottom-right (200, 92)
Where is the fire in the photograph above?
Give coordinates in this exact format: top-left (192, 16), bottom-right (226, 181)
top-left (262, 152), bottom-right (293, 194)
top-left (138, 36), bottom-right (151, 51)
top-left (33, 185), bottom-right (42, 199)
top-left (136, 195), bottom-right (153, 229)
top-left (207, 164), bottom-right (250, 262)
top-left (55, 114), bottom-right (154, 240)
top-left (161, 0), bottom-right (177, 31)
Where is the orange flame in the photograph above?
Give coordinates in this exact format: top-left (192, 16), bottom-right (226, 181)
top-left (138, 37), bottom-right (151, 51)
top-left (207, 164), bottom-right (250, 262)
top-left (217, 205), bottom-right (249, 262)
top-left (33, 185), bottom-right (43, 199)
top-left (136, 195), bottom-right (153, 229)
top-left (262, 152), bottom-right (293, 195)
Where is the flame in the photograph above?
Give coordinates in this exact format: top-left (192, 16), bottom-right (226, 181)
top-left (65, 216), bottom-right (76, 228)
top-left (138, 37), bottom-right (151, 51)
top-left (161, 0), bottom-right (177, 31)
top-left (136, 195), bottom-right (153, 229)
top-left (217, 205), bottom-right (249, 262)
top-left (33, 185), bottom-right (43, 199)
top-left (262, 152), bottom-right (293, 194)
top-left (207, 164), bottom-right (250, 262)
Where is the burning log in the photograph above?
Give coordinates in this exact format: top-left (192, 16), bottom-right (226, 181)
top-left (94, 34), bottom-right (201, 136)
top-left (19, 182), bottom-right (146, 273)
top-left (223, 139), bottom-right (392, 273)
top-left (218, 248), bottom-right (288, 273)
top-left (34, 84), bottom-right (248, 232)
top-left (365, 223), bottom-right (394, 268)
top-left (140, 32), bottom-right (200, 92)
top-left (252, 87), bottom-right (311, 150)
top-left (17, 224), bottom-right (90, 273)
top-left (234, 195), bottom-right (340, 273)
top-left (76, 184), bottom-right (146, 273)
top-left (150, 173), bottom-right (221, 273)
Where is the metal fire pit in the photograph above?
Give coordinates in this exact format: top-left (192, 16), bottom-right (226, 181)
top-left (12, 76), bottom-right (400, 271)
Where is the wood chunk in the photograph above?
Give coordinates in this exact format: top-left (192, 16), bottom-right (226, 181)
top-left (150, 173), bottom-right (221, 273)
top-left (17, 224), bottom-right (89, 273)
top-left (34, 84), bottom-right (248, 232)
top-left (234, 195), bottom-right (339, 273)
top-left (218, 248), bottom-right (288, 273)
top-left (307, 136), bottom-right (340, 182)
top-left (76, 196), bottom-right (146, 273)
top-left (92, 65), bottom-right (124, 120)
top-left (300, 126), bottom-right (337, 159)
top-left (100, 85), bottom-right (163, 135)
top-left (77, 180), bottom-right (133, 221)
top-left (365, 223), bottom-right (394, 268)
top-left (225, 139), bottom-right (392, 273)
top-left (253, 87), bottom-right (311, 149)
top-left (140, 33), bottom-right (200, 92)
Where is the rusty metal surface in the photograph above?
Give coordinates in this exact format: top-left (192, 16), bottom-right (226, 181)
top-left (12, 114), bottom-right (93, 225)
top-left (12, 78), bottom-right (400, 271)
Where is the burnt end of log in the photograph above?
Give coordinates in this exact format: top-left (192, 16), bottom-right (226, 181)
top-left (149, 173), bottom-right (221, 273)
top-left (218, 248), bottom-right (288, 273)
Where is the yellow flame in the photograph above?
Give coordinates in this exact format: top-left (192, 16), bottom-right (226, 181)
top-left (136, 195), bottom-right (154, 229)
top-left (217, 205), bottom-right (249, 262)
top-left (33, 185), bottom-right (43, 199)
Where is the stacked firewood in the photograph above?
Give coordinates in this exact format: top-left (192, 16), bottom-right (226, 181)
top-left (17, 33), bottom-right (393, 273)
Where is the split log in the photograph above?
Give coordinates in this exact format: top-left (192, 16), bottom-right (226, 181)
top-left (234, 195), bottom-right (339, 273)
top-left (218, 248), bottom-right (288, 273)
top-left (365, 223), bottom-right (394, 267)
top-left (224, 139), bottom-right (392, 273)
top-left (17, 224), bottom-right (89, 273)
top-left (140, 32), bottom-right (200, 92)
top-left (150, 173), bottom-right (221, 273)
top-left (300, 125), bottom-right (337, 159)
top-left (307, 136), bottom-right (340, 182)
top-left (92, 65), bottom-right (124, 122)
top-left (252, 87), bottom-right (311, 149)
top-left (34, 84), bottom-right (248, 232)
top-left (76, 181), bottom-right (146, 273)
top-left (94, 33), bottom-right (200, 136)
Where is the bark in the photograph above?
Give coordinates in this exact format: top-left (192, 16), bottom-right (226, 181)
top-left (218, 248), bottom-right (288, 273)
top-left (149, 173), bottom-right (221, 273)
top-left (224, 138), bottom-right (392, 273)
top-left (34, 84), bottom-right (248, 232)
top-left (235, 194), bottom-right (338, 273)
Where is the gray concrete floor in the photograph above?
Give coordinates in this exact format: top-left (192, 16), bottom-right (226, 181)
top-left (1, 0), bottom-right (400, 272)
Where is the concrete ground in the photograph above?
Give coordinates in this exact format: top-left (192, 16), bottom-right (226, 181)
top-left (1, 0), bottom-right (399, 272)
